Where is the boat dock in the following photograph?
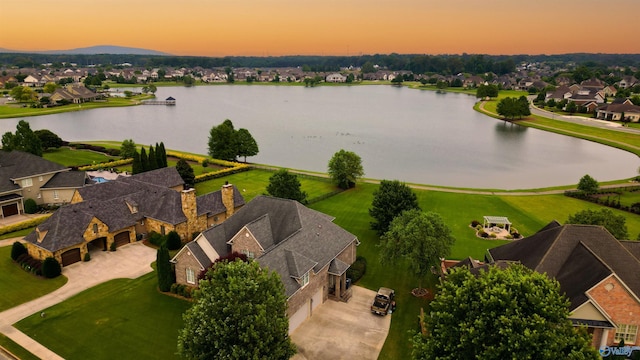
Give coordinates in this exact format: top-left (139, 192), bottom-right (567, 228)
top-left (142, 96), bottom-right (176, 105)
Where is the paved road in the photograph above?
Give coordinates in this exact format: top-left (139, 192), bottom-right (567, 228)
top-left (0, 241), bottom-right (156, 360)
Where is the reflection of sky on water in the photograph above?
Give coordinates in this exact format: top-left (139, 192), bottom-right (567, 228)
top-left (5, 86), bottom-right (638, 190)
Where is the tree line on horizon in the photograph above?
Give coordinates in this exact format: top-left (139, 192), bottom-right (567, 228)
top-left (3, 53), bottom-right (640, 76)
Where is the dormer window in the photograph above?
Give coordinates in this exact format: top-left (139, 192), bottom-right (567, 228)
top-left (300, 272), bottom-right (309, 288)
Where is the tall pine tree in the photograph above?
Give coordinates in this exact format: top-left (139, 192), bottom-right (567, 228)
top-left (140, 147), bottom-right (149, 172)
top-left (148, 145), bottom-right (158, 170)
top-left (132, 151), bottom-right (142, 174)
top-left (156, 245), bottom-right (173, 292)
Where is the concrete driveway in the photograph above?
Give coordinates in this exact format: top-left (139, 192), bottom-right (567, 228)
top-left (290, 286), bottom-right (391, 360)
top-left (0, 241), bottom-right (156, 360)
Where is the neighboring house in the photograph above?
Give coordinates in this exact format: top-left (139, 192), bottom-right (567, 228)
top-left (325, 73), bottom-right (347, 83)
top-left (50, 84), bottom-right (99, 104)
top-left (25, 168), bottom-right (245, 267)
top-left (171, 195), bottom-right (359, 334)
top-left (460, 221), bottom-right (640, 349)
top-left (596, 102), bottom-right (640, 122)
top-left (619, 76), bottom-right (638, 89)
top-left (0, 151), bottom-right (88, 217)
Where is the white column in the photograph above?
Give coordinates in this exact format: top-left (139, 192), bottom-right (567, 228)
top-left (600, 328), bottom-right (610, 349)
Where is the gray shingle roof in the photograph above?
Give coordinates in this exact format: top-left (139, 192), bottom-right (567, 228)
top-left (488, 222), bottom-right (640, 310)
top-left (194, 196), bottom-right (358, 297)
top-left (0, 151), bottom-right (68, 193)
top-left (25, 167), bottom-right (198, 252)
top-left (41, 171), bottom-right (89, 189)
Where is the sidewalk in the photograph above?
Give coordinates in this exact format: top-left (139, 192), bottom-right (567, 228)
top-left (0, 242), bottom-right (156, 360)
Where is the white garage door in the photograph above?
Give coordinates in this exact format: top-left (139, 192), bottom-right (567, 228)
top-left (288, 289), bottom-right (323, 334)
top-left (288, 301), bottom-right (309, 334)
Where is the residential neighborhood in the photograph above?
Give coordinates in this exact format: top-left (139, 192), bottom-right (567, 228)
top-left (1, 52), bottom-right (640, 360)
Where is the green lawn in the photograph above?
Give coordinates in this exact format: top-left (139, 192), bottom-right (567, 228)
top-left (0, 334), bottom-right (39, 360)
top-left (43, 147), bottom-right (117, 167)
top-left (15, 273), bottom-right (190, 360)
top-left (0, 96), bottom-right (153, 119)
top-left (0, 227), bottom-right (34, 240)
top-left (0, 246), bottom-right (67, 312)
top-left (194, 168), bottom-right (337, 201)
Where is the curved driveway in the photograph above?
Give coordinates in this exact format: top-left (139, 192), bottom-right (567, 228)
top-left (0, 241), bottom-right (156, 360)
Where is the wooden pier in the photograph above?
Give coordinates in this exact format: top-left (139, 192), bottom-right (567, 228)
top-left (142, 96), bottom-right (176, 105)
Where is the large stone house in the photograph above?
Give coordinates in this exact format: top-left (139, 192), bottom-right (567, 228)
top-left (171, 195), bottom-right (359, 333)
top-left (25, 167), bottom-right (244, 267)
top-left (466, 221), bottom-right (640, 349)
top-left (0, 151), bottom-right (89, 217)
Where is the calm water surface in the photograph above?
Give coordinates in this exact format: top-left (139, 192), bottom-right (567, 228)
top-left (3, 85), bottom-right (638, 189)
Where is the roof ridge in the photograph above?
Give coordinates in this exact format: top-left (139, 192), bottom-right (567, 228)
top-left (534, 225), bottom-right (566, 272)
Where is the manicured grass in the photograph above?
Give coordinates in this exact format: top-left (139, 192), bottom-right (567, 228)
top-left (0, 246), bottom-right (67, 312)
top-left (0, 96), bottom-right (153, 119)
top-left (0, 333), bottom-right (39, 360)
top-left (15, 272), bottom-right (190, 360)
top-left (43, 147), bottom-right (117, 167)
top-left (194, 168), bottom-right (337, 201)
top-left (0, 227), bottom-right (34, 240)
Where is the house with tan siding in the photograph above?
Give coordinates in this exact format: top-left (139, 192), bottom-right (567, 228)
top-left (171, 195), bottom-right (359, 334)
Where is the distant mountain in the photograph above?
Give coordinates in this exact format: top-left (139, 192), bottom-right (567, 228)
top-left (0, 45), bottom-right (170, 56)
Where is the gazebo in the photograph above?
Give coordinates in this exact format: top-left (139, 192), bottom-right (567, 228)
top-left (483, 216), bottom-right (511, 232)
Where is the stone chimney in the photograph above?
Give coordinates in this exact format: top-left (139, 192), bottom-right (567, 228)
top-left (181, 188), bottom-right (197, 225)
top-left (221, 182), bottom-right (235, 218)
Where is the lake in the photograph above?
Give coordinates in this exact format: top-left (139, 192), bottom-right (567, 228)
top-left (3, 85), bottom-right (638, 189)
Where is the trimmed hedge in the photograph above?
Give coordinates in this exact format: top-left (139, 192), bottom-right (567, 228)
top-left (24, 199), bottom-right (38, 214)
top-left (346, 256), bottom-right (367, 283)
top-left (11, 241), bottom-right (27, 260)
top-left (0, 215), bottom-right (51, 237)
top-left (78, 158), bottom-right (133, 171)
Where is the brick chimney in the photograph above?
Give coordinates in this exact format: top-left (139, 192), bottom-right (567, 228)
top-left (221, 182), bottom-right (235, 218)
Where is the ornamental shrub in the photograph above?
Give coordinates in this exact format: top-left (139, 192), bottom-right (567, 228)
top-left (84, 252), bottom-right (91, 262)
top-left (11, 241), bottom-right (27, 260)
top-left (148, 231), bottom-right (165, 247)
top-left (24, 198), bottom-right (38, 214)
top-left (166, 231), bottom-right (182, 250)
top-left (42, 257), bottom-right (61, 278)
top-left (201, 159), bottom-right (209, 167)
top-left (110, 242), bottom-right (116, 251)
top-left (470, 220), bottom-right (480, 227)
top-left (346, 256), bottom-right (367, 283)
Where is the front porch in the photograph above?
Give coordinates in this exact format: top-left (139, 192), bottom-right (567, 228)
top-left (328, 258), bottom-right (352, 302)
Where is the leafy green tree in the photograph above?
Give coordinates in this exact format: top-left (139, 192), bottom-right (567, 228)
top-left (266, 169), bottom-right (307, 203)
top-left (178, 260), bottom-right (296, 360)
top-left (236, 128), bottom-right (259, 162)
top-left (391, 75), bottom-right (403, 85)
top-left (140, 147), bottom-right (149, 172)
top-left (577, 174), bottom-right (598, 194)
top-left (436, 80), bottom-right (448, 89)
top-left (1, 120), bottom-right (43, 156)
top-left (34, 129), bottom-right (63, 150)
top-left (43, 82), bottom-right (57, 94)
top-left (380, 209), bottom-right (454, 291)
top-left (496, 96), bottom-right (530, 120)
top-left (166, 231), bottom-right (182, 250)
top-left (566, 101), bottom-right (577, 114)
top-left (476, 84), bottom-right (498, 98)
top-left (361, 61), bottom-right (376, 74)
top-left (208, 119), bottom-right (238, 161)
top-left (120, 139), bottom-right (137, 159)
top-left (176, 159), bottom-right (195, 189)
top-left (148, 145), bottom-right (158, 170)
top-left (412, 264), bottom-right (599, 360)
top-left (156, 245), bottom-right (173, 292)
top-left (10, 86), bottom-right (36, 102)
top-left (369, 180), bottom-right (420, 236)
top-left (327, 149), bottom-right (364, 190)
top-left (566, 208), bottom-right (628, 240)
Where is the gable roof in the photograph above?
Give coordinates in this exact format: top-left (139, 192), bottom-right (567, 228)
top-left (41, 171), bottom-right (90, 189)
top-left (184, 196), bottom-right (358, 297)
top-left (0, 151), bottom-right (68, 193)
top-left (488, 222), bottom-right (640, 310)
top-left (26, 167), bottom-right (237, 252)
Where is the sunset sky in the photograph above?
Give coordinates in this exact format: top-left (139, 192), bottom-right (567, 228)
top-left (2, 0), bottom-right (639, 56)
